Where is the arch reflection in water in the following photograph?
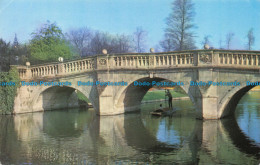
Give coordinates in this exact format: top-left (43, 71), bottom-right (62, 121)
top-left (0, 103), bottom-right (259, 164)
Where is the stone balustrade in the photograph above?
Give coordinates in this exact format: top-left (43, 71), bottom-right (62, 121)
top-left (16, 50), bottom-right (260, 80)
top-left (109, 53), bottom-right (194, 68)
top-left (218, 53), bottom-right (260, 66)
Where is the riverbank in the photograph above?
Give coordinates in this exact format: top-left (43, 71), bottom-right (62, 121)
top-left (141, 97), bottom-right (190, 104)
top-left (142, 90), bottom-right (188, 103)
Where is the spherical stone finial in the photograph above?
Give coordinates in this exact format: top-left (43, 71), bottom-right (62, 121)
top-left (204, 44), bottom-right (210, 49)
top-left (150, 48), bottom-right (155, 53)
top-left (26, 61), bottom-right (30, 66)
top-left (102, 49), bottom-right (108, 55)
top-left (58, 57), bottom-right (64, 62)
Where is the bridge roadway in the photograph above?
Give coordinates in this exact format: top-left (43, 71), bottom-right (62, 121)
top-left (14, 49), bottom-right (260, 119)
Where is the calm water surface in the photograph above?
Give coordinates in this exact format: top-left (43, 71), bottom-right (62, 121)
top-left (0, 92), bottom-right (259, 164)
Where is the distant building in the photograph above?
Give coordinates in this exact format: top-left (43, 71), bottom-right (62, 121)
top-left (13, 33), bottom-right (19, 49)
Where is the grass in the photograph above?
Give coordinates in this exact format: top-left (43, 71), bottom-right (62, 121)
top-left (77, 91), bottom-right (90, 103)
top-left (142, 90), bottom-right (187, 101)
top-left (76, 89), bottom-right (187, 102)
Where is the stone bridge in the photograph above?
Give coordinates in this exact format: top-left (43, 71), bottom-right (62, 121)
top-left (14, 49), bottom-right (260, 119)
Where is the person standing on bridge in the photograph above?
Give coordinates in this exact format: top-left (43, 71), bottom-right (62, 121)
top-left (166, 89), bottom-right (173, 108)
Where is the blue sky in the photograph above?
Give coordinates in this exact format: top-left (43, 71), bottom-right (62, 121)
top-left (0, 0), bottom-right (260, 50)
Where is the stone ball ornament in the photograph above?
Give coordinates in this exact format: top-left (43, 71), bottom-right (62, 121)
top-left (204, 44), bottom-right (210, 49)
top-left (102, 49), bottom-right (108, 55)
top-left (58, 57), bottom-right (64, 62)
top-left (25, 61), bottom-right (30, 66)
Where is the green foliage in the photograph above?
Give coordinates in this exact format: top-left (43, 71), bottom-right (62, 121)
top-left (0, 67), bottom-right (20, 114)
top-left (76, 91), bottom-right (90, 103)
top-left (174, 86), bottom-right (187, 95)
top-left (0, 38), bottom-right (11, 71)
top-left (29, 21), bottom-right (73, 64)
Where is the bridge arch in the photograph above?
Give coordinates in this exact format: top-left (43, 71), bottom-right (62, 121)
top-left (219, 83), bottom-right (257, 118)
top-left (30, 85), bottom-right (95, 112)
top-left (111, 76), bottom-right (196, 115)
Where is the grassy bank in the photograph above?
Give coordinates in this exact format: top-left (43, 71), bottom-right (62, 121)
top-left (143, 90), bottom-right (187, 101)
top-left (76, 89), bottom-right (187, 103)
top-left (76, 91), bottom-right (90, 103)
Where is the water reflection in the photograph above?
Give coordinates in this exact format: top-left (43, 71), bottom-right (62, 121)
top-left (236, 91), bottom-right (260, 145)
top-left (0, 97), bottom-right (259, 164)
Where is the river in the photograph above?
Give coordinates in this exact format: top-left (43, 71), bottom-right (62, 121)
top-left (0, 92), bottom-right (259, 164)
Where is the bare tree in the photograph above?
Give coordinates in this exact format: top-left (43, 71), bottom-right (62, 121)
top-left (226, 32), bottom-right (234, 49)
top-left (133, 27), bottom-right (147, 53)
top-left (160, 35), bottom-right (175, 52)
top-left (66, 27), bottom-right (92, 57)
top-left (114, 34), bottom-right (133, 53)
top-left (218, 38), bottom-right (223, 49)
top-left (201, 35), bottom-right (211, 47)
top-left (163, 0), bottom-right (196, 51)
top-left (89, 31), bottom-right (133, 55)
top-left (246, 28), bottom-right (255, 50)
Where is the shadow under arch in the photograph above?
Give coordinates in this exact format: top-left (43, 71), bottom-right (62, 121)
top-left (122, 114), bottom-right (204, 156)
top-left (123, 114), bottom-right (179, 153)
top-left (114, 76), bottom-right (196, 114)
top-left (222, 118), bottom-right (260, 158)
top-left (220, 84), bottom-right (258, 118)
top-left (32, 85), bottom-right (92, 112)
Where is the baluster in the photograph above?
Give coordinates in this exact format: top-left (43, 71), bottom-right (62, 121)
top-left (125, 57), bottom-right (127, 66)
top-left (246, 55), bottom-right (249, 65)
top-left (170, 55), bottom-right (173, 65)
top-left (227, 54), bottom-right (230, 64)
